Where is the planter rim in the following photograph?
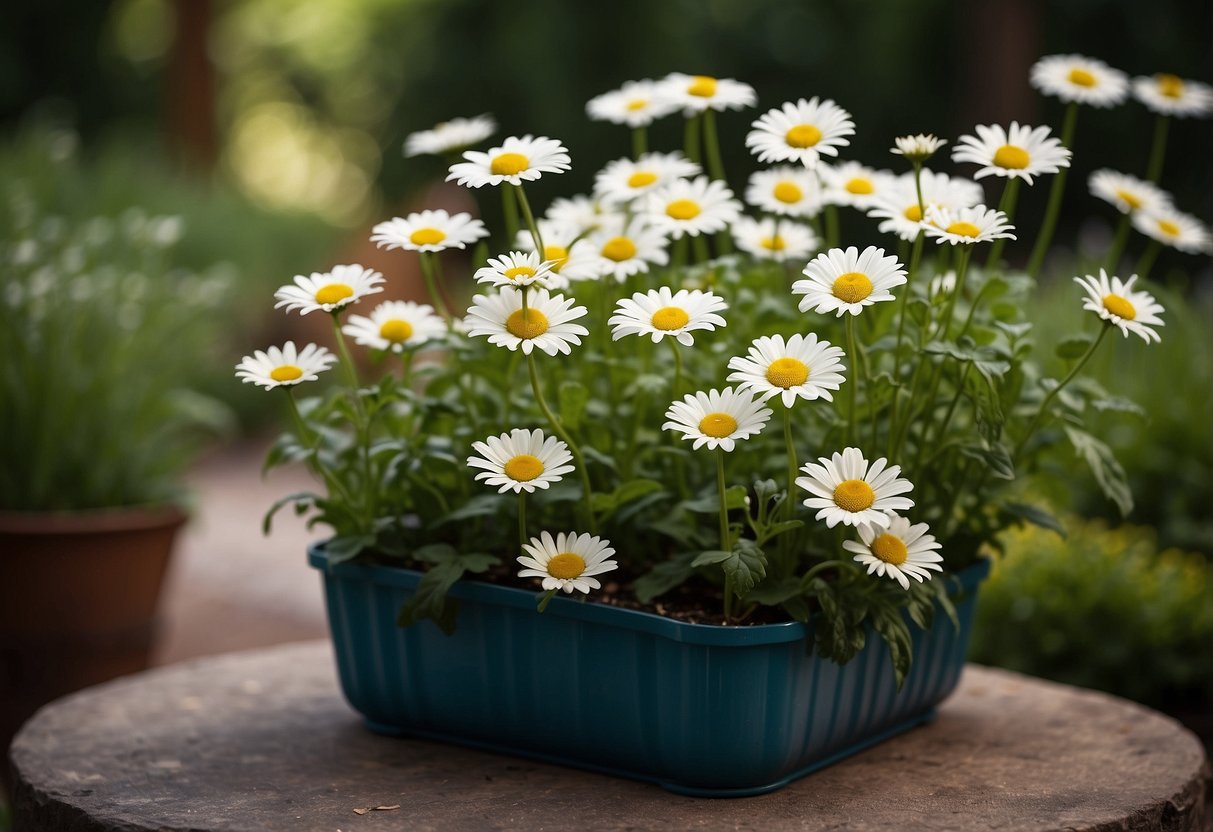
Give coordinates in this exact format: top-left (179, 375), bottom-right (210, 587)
top-left (308, 542), bottom-right (990, 647)
top-left (0, 504), bottom-right (189, 535)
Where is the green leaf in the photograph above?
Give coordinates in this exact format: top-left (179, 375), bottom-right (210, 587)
top-left (326, 534), bottom-right (376, 564)
top-left (722, 539), bottom-right (767, 598)
top-left (958, 441), bottom-right (1015, 480)
top-left (994, 320), bottom-right (1033, 340)
top-left (872, 606), bottom-right (913, 690)
top-left (1055, 334), bottom-right (1095, 360)
top-left (558, 381), bottom-right (589, 431)
top-left (744, 576), bottom-right (803, 606)
top-left (690, 549), bottom-right (733, 567)
top-left (1001, 501), bottom-right (1067, 538)
top-left (261, 491), bottom-right (321, 535)
top-left (590, 478), bottom-right (664, 519)
top-left (396, 548), bottom-right (501, 634)
top-left (431, 493), bottom-right (508, 526)
top-left (682, 485), bottom-right (747, 514)
top-left (1065, 427), bottom-right (1134, 516)
top-left (1091, 396), bottom-right (1146, 418)
top-left (634, 551), bottom-right (697, 603)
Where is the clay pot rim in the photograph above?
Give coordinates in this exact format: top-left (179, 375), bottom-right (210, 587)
top-left (0, 504), bottom-right (189, 535)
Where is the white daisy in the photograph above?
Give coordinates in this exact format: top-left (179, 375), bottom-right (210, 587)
top-left (1073, 270), bottom-right (1165, 344)
top-left (464, 287), bottom-right (589, 356)
top-left (404, 114), bottom-right (496, 157)
top-left (517, 531), bottom-right (618, 594)
top-left (1132, 73), bottom-right (1213, 118)
top-left (745, 97), bottom-right (855, 167)
top-left (662, 387), bottom-right (772, 452)
top-left (370, 209), bottom-right (489, 253)
top-left (467, 428), bottom-right (575, 495)
top-left (609, 287), bottom-right (727, 346)
top-left (1088, 169), bottom-right (1174, 216)
top-left (544, 195), bottom-right (607, 237)
top-left (730, 216), bottom-right (818, 262)
top-left (821, 162), bottom-right (895, 210)
top-left (745, 166), bottom-right (825, 218)
top-left (586, 79), bottom-right (680, 127)
top-left (660, 73), bottom-right (757, 115)
top-left (844, 515), bottom-right (943, 590)
top-left (642, 175), bottom-right (742, 239)
top-left (793, 246), bottom-right (907, 317)
top-left (929, 270), bottom-right (957, 299)
top-left (1131, 208), bottom-right (1213, 254)
top-left (952, 122), bottom-right (1072, 185)
top-left (235, 341), bottom-right (336, 390)
top-left (726, 333), bottom-right (846, 408)
top-left (593, 152), bottom-right (701, 206)
top-left (583, 218), bottom-right (670, 282)
top-left (342, 300), bottom-right (446, 353)
top-left (513, 221), bottom-right (601, 283)
top-left (474, 251), bottom-right (560, 289)
top-left (890, 134), bottom-right (947, 163)
top-left (273, 264), bottom-right (384, 316)
top-left (922, 205), bottom-right (1017, 247)
top-left (1030, 55), bottom-right (1129, 107)
top-left (867, 170), bottom-right (984, 241)
top-left (796, 447), bottom-right (915, 529)
top-left (447, 135), bottom-right (571, 188)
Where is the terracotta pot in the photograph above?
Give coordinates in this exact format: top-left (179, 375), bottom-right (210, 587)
top-left (0, 505), bottom-right (187, 786)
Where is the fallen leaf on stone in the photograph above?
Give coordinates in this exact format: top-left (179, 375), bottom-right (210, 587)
top-left (352, 808), bottom-right (369, 815)
top-left (374, 805), bottom-right (401, 811)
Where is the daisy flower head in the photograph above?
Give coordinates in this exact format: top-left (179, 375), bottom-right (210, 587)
top-left (608, 286), bottom-right (727, 346)
top-left (370, 209), bottom-right (489, 254)
top-left (663, 387), bottom-right (772, 452)
top-left (404, 114), bottom-right (496, 158)
top-left (273, 264), bottom-right (384, 316)
top-left (952, 122), bottom-right (1072, 185)
top-left (1030, 55), bottom-right (1129, 108)
top-left (468, 428), bottom-right (574, 495)
top-left (745, 98), bottom-right (855, 168)
top-left (544, 195), bottom-right (607, 237)
top-left (474, 250), bottom-right (560, 289)
top-left (1088, 170), bottom-right (1174, 216)
top-left (746, 166), bottom-right (825, 218)
top-left (586, 79), bottom-right (680, 127)
top-left (594, 152), bottom-right (701, 207)
top-left (796, 447), bottom-right (914, 529)
top-left (513, 221), bottom-right (600, 283)
top-left (922, 204), bottom-right (1016, 247)
top-left (890, 134), bottom-right (947, 163)
top-left (642, 175), bottom-right (742, 239)
top-left (821, 162), bottom-right (894, 210)
top-left (518, 531), bottom-right (618, 595)
top-left (464, 287), bottom-right (589, 356)
top-left (731, 216), bottom-right (818, 263)
top-left (1131, 208), bottom-right (1213, 254)
top-left (660, 72), bottom-right (757, 115)
top-left (726, 333), bottom-right (846, 408)
top-left (1074, 269), bottom-right (1165, 344)
top-left (235, 341), bottom-right (336, 390)
top-left (844, 515), bottom-right (943, 590)
top-left (342, 300), bottom-right (446, 353)
top-left (793, 246), bottom-right (907, 317)
top-left (867, 170), bottom-right (984, 241)
top-left (584, 217), bottom-right (670, 282)
top-left (1132, 73), bottom-right (1213, 118)
top-left (447, 135), bottom-right (571, 189)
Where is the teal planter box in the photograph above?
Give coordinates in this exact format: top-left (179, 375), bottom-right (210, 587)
top-left (310, 545), bottom-right (989, 797)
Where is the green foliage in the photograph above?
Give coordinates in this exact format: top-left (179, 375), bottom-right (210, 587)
top-left (970, 519), bottom-right (1213, 709)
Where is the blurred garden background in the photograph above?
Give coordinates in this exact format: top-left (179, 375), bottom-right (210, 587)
top-left (2, 0), bottom-right (1211, 820)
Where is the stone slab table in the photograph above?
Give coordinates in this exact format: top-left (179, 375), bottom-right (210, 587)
top-left (10, 641), bottom-right (1210, 832)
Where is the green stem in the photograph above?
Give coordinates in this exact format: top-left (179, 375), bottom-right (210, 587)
top-left (418, 253), bottom-right (452, 322)
top-left (716, 448), bottom-right (733, 622)
top-left (781, 405), bottom-right (799, 563)
top-left (683, 113), bottom-right (702, 165)
top-left (1013, 325), bottom-right (1110, 460)
top-left (1026, 101), bottom-right (1078, 279)
top-left (802, 559), bottom-right (845, 586)
top-left (845, 314), bottom-right (859, 447)
top-left (632, 126), bottom-right (648, 159)
top-left (888, 230), bottom-right (925, 456)
top-left (1135, 239), bottom-right (1162, 281)
top-left (330, 313), bottom-right (362, 396)
top-left (513, 184), bottom-right (545, 258)
top-left (669, 338), bottom-right (684, 398)
top-left (825, 205), bottom-right (840, 249)
top-left (1146, 114), bottom-right (1170, 183)
top-left (691, 233), bottom-right (710, 264)
top-left (1103, 212), bottom-right (1133, 273)
top-left (518, 491), bottom-right (527, 547)
top-left (501, 185), bottom-right (520, 248)
top-left (985, 176), bottom-right (1021, 270)
top-left (527, 353), bottom-right (596, 531)
top-left (284, 389), bottom-right (356, 507)
top-left (702, 108), bottom-right (726, 184)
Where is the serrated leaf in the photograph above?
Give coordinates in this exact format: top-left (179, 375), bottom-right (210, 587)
top-left (1065, 426), bottom-right (1133, 516)
top-left (722, 539), bottom-right (767, 598)
top-left (1001, 501), bottom-right (1067, 538)
top-left (1055, 334), bottom-right (1094, 360)
top-left (872, 606), bottom-right (913, 690)
top-left (558, 381), bottom-right (589, 431)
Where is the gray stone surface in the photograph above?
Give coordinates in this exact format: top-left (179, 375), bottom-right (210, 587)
top-left (10, 642), bottom-right (1210, 832)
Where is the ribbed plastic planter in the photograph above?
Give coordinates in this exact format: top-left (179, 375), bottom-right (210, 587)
top-left (310, 545), bottom-right (989, 797)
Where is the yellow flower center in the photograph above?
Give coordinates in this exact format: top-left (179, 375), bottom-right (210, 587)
top-left (687, 75), bottom-right (717, 97)
top-left (504, 265), bottom-right (537, 281)
top-left (651, 306), bottom-right (690, 330)
top-left (490, 152), bottom-right (530, 176)
top-left (1157, 219), bottom-right (1181, 237)
top-left (993, 144), bottom-right (1031, 169)
top-left (871, 533), bottom-right (908, 566)
top-left (503, 454), bottom-right (544, 482)
top-left (270, 365), bottom-right (303, 382)
top-left (1102, 293), bottom-right (1136, 320)
top-left (946, 221), bottom-right (982, 239)
top-left (760, 235), bottom-right (786, 251)
top-left (505, 308), bottom-right (550, 339)
top-left (314, 283), bottom-right (354, 305)
top-left (627, 171), bottom-right (659, 188)
top-left (543, 245), bottom-right (569, 272)
top-left (698, 412), bottom-right (738, 438)
top-left (765, 357), bottom-right (809, 388)
top-left (626, 98), bottom-right (648, 111)
top-left (833, 479), bottom-right (876, 512)
top-left (1157, 74), bottom-right (1184, 98)
top-left (845, 177), bottom-right (874, 195)
top-left (1067, 68), bottom-right (1097, 87)
top-left (666, 199), bottom-right (702, 220)
top-left (601, 236), bottom-right (638, 262)
top-left (378, 319), bottom-right (414, 343)
top-left (1116, 189), bottom-right (1143, 210)
top-left (547, 552), bottom-right (587, 579)
top-left (773, 181), bottom-right (803, 204)
top-left (409, 227), bottom-right (446, 246)
top-left (785, 124), bottom-right (823, 148)
top-left (903, 204), bottom-right (924, 222)
top-left (832, 271), bottom-right (874, 303)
